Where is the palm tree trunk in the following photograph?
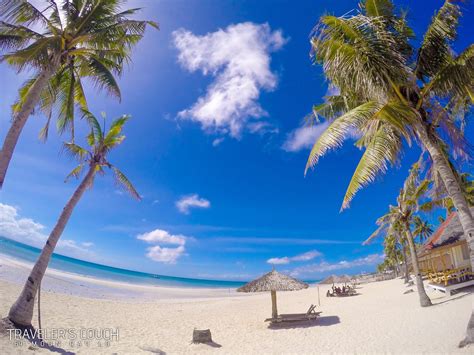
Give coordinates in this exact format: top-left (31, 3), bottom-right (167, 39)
top-left (400, 242), bottom-right (409, 283)
top-left (404, 222), bottom-right (432, 307)
top-left (8, 163), bottom-right (96, 326)
top-left (0, 65), bottom-right (56, 188)
top-left (415, 124), bottom-right (474, 342)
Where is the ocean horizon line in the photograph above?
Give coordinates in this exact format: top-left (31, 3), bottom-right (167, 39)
top-left (0, 236), bottom-right (320, 288)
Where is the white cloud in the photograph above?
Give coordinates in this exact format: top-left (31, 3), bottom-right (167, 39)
top-left (197, 272), bottom-right (254, 281)
top-left (267, 250), bottom-right (321, 265)
top-left (290, 254), bottom-right (385, 277)
top-left (173, 22), bottom-right (286, 138)
top-left (267, 256), bottom-right (290, 265)
top-left (212, 137), bottom-right (225, 147)
top-left (282, 122), bottom-right (329, 152)
top-left (176, 194), bottom-right (210, 214)
top-left (137, 229), bottom-right (186, 246)
top-left (0, 203), bottom-right (95, 260)
top-left (137, 228), bottom-right (190, 264)
top-left (248, 121), bottom-right (279, 135)
top-left (145, 245), bottom-right (185, 264)
top-left (291, 250), bottom-right (322, 262)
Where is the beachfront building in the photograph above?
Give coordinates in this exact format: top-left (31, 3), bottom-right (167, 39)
top-left (417, 211), bottom-right (473, 296)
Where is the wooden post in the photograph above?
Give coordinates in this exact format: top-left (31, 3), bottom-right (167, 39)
top-left (317, 286), bottom-right (320, 306)
top-left (271, 290), bottom-right (278, 319)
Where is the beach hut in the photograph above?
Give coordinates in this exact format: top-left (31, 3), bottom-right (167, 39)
top-left (416, 209), bottom-right (474, 295)
top-left (237, 269), bottom-right (308, 319)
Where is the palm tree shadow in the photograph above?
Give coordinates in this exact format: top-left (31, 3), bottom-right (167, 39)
top-left (0, 318), bottom-right (75, 354)
top-left (139, 345), bottom-right (167, 354)
top-left (268, 315), bottom-right (340, 329)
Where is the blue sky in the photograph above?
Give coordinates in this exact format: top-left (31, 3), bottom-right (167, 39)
top-left (0, 0), bottom-right (473, 281)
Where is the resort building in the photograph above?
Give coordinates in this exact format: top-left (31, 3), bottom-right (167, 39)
top-left (418, 210), bottom-right (473, 295)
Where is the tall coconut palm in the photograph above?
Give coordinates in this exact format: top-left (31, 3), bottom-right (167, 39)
top-left (383, 234), bottom-right (403, 276)
top-left (364, 163), bottom-right (432, 307)
top-left (413, 216), bottom-right (433, 244)
top-left (8, 111), bottom-right (140, 327)
top-left (0, 0), bottom-right (158, 188)
top-left (306, 0), bottom-right (473, 343)
top-left (365, 209), bottom-right (409, 282)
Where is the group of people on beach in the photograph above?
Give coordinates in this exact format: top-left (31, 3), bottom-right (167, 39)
top-left (326, 284), bottom-right (355, 297)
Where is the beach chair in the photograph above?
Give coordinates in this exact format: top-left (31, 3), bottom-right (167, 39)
top-left (265, 304), bottom-right (322, 323)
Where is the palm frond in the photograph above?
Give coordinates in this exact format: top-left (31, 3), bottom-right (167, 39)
top-left (81, 109), bottom-right (103, 145)
top-left (103, 114), bottom-right (130, 148)
top-left (342, 124), bottom-right (402, 210)
top-left (373, 101), bottom-right (418, 144)
top-left (62, 142), bottom-right (88, 161)
top-left (110, 165), bottom-right (141, 200)
top-left (305, 101), bottom-right (380, 173)
top-left (65, 164), bottom-right (84, 182)
top-left (363, 223), bottom-right (387, 245)
top-left (416, 0), bottom-right (461, 79)
top-left (362, 0), bottom-right (394, 18)
top-left (87, 57), bottom-right (121, 99)
top-left (0, 0), bottom-right (57, 32)
top-left (423, 44), bottom-right (474, 102)
top-left (311, 14), bottom-right (411, 100)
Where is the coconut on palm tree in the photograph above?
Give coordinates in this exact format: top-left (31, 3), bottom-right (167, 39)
top-left (306, 0), bottom-right (473, 344)
top-left (0, 0), bottom-right (158, 188)
top-left (364, 163), bottom-right (432, 307)
top-left (8, 110), bottom-right (140, 327)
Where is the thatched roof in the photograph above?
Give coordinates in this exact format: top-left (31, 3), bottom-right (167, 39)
top-left (237, 270), bottom-right (308, 292)
top-left (319, 275), bottom-right (341, 284)
top-left (421, 207), bottom-right (474, 253)
top-left (339, 275), bottom-right (352, 283)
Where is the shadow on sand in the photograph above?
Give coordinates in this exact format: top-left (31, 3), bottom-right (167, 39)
top-left (268, 315), bottom-right (340, 330)
top-left (327, 293), bottom-right (361, 298)
top-left (431, 286), bottom-right (474, 307)
top-left (139, 345), bottom-right (167, 354)
top-left (0, 317), bottom-right (75, 354)
top-left (190, 340), bottom-right (222, 348)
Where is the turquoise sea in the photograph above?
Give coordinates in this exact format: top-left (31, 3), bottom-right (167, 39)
top-left (0, 236), bottom-right (246, 288)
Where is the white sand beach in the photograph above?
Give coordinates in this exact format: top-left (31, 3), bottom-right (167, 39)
top-left (0, 255), bottom-right (472, 354)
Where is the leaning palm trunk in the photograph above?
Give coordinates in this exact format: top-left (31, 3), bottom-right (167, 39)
top-left (8, 163), bottom-right (96, 326)
top-left (416, 124), bottom-right (474, 240)
top-left (0, 63), bottom-right (57, 188)
top-left (404, 222), bottom-right (432, 307)
top-left (416, 124), bottom-right (474, 343)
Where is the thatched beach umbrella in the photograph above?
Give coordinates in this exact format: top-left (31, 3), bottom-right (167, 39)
top-left (237, 270), bottom-right (308, 319)
top-left (339, 275), bottom-right (352, 284)
top-left (319, 275), bottom-right (341, 285)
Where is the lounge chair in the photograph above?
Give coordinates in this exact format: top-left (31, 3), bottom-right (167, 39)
top-left (265, 304), bottom-right (322, 323)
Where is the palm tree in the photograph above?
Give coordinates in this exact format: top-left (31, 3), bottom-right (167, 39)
top-left (8, 111), bottom-right (140, 327)
top-left (364, 163), bottom-right (432, 307)
top-left (306, 0), bottom-right (473, 343)
top-left (427, 172), bottom-right (474, 217)
top-left (383, 234), bottom-right (402, 277)
top-left (413, 216), bottom-right (433, 244)
top-left (0, 0), bottom-right (158, 188)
